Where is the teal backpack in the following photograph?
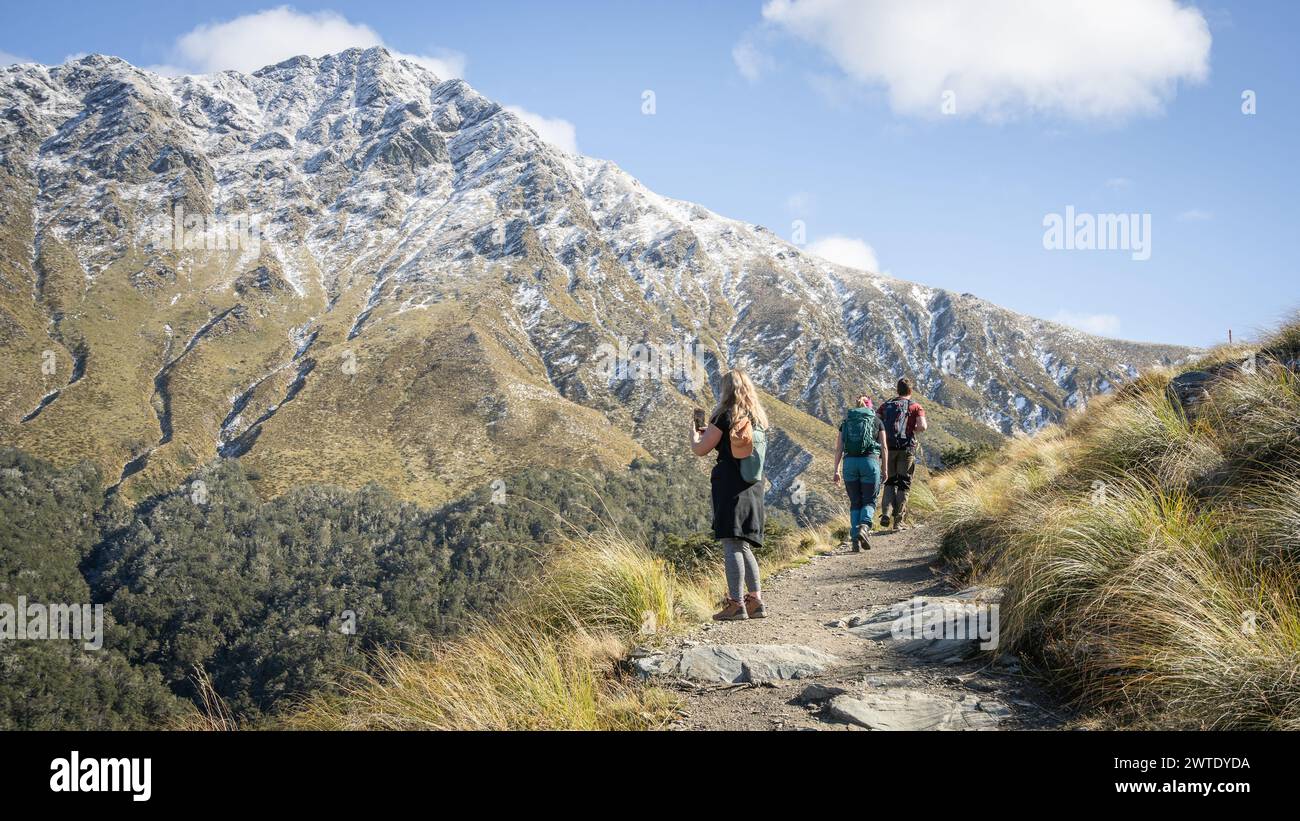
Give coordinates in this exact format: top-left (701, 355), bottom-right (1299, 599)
top-left (738, 425), bottom-right (767, 484)
top-left (730, 413), bottom-right (768, 484)
top-left (841, 407), bottom-right (881, 456)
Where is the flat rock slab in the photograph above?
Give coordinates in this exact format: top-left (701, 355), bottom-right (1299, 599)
top-left (643, 644), bottom-right (841, 684)
top-left (828, 690), bottom-right (1005, 731)
top-left (838, 588), bottom-right (1002, 661)
top-left (795, 682), bottom-right (848, 703)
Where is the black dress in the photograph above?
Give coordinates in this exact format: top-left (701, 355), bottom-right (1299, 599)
top-left (711, 410), bottom-right (766, 548)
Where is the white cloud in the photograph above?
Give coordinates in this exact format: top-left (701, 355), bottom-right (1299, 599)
top-left (1105, 177), bottom-right (1134, 190)
top-left (1, 50), bottom-right (32, 66)
top-left (732, 37), bottom-right (773, 82)
top-left (401, 50), bottom-right (467, 80)
top-left (1177, 208), bottom-right (1213, 222)
top-left (505, 106), bottom-right (579, 154)
top-left (151, 7), bottom-right (465, 78)
top-left (760, 0), bottom-right (1211, 121)
top-left (1053, 310), bottom-right (1122, 336)
top-left (807, 235), bottom-right (879, 272)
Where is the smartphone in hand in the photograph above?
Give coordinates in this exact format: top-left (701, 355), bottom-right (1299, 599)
top-left (693, 408), bottom-right (707, 431)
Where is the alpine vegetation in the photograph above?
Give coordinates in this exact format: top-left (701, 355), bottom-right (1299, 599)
top-left (934, 317), bottom-right (1300, 729)
top-left (287, 524), bottom-right (835, 731)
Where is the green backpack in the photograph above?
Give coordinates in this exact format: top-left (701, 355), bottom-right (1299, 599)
top-left (842, 407), bottom-right (880, 456)
top-left (729, 413), bottom-right (768, 484)
top-left (738, 426), bottom-right (767, 484)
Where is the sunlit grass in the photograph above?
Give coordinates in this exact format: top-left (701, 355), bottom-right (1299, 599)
top-left (933, 317), bottom-right (1300, 728)
top-left (282, 520), bottom-right (833, 731)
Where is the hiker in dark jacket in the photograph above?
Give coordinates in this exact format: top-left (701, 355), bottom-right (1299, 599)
top-left (877, 378), bottom-right (927, 530)
top-left (689, 369), bottom-right (769, 621)
top-left (833, 394), bottom-right (889, 552)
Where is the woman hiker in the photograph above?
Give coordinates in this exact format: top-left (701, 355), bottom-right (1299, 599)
top-left (689, 369), bottom-right (769, 621)
top-left (832, 393), bottom-right (889, 552)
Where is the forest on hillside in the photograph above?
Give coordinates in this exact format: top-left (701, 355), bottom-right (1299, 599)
top-left (0, 447), bottom-right (827, 728)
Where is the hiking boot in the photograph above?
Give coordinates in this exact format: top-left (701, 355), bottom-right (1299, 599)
top-left (878, 514), bottom-right (891, 530)
top-left (861, 533), bottom-right (872, 550)
top-left (851, 533), bottom-right (861, 553)
top-left (894, 513), bottom-right (908, 531)
top-left (712, 597), bottom-right (748, 621)
top-left (744, 593), bottom-right (767, 619)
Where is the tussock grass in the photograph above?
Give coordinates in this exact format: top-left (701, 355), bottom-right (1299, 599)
top-left (534, 531), bottom-right (712, 634)
top-left (287, 531), bottom-right (695, 730)
top-left (1262, 311), bottom-right (1300, 358)
top-left (1205, 366), bottom-right (1300, 475)
top-left (285, 521), bottom-right (832, 731)
top-left (905, 478), bottom-right (938, 517)
top-left (170, 667), bottom-right (239, 731)
top-left (289, 621), bottom-right (670, 731)
top-left (1252, 468), bottom-right (1300, 562)
top-left (934, 319), bottom-right (1300, 728)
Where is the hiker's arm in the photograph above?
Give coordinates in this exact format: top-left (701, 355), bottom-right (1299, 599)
top-left (691, 423), bottom-right (722, 457)
top-left (914, 408), bottom-right (928, 434)
top-left (832, 433), bottom-right (843, 483)
top-left (879, 428), bottom-right (889, 482)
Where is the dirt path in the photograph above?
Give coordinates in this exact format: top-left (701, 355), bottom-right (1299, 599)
top-left (654, 524), bottom-right (1069, 731)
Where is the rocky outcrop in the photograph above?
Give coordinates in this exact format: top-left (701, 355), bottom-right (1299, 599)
top-left (833, 587), bottom-right (1002, 662)
top-left (634, 644), bottom-right (840, 684)
top-left (827, 690), bottom-right (1006, 731)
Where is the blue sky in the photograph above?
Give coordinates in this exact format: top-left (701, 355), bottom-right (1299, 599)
top-left (2, 1), bottom-right (1296, 347)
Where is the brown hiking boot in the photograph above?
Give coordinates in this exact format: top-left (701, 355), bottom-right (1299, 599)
top-left (744, 593), bottom-right (767, 619)
top-left (851, 533), bottom-right (861, 552)
top-left (894, 512), bottom-right (908, 531)
top-left (713, 597), bottom-right (748, 621)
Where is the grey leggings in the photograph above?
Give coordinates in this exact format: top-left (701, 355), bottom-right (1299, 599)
top-left (723, 538), bottom-right (761, 601)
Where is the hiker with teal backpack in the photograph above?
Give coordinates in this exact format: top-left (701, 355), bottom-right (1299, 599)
top-left (690, 369), bottom-right (769, 621)
top-left (877, 378), bottom-right (927, 530)
top-left (833, 394), bottom-right (889, 552)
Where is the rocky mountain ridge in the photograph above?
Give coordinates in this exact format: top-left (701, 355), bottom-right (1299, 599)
top-left (0, 47), bottom-right (1193, 506)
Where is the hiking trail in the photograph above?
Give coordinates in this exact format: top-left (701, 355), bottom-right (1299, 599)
top-left (637, 524), bottom-right (1069, 731)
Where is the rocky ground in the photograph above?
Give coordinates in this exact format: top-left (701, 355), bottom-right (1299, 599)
top-left (634, 524), bottom-right (1070, 731)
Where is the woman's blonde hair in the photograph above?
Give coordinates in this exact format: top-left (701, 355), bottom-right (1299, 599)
top-left (711, 368), bottom-right (769, 429)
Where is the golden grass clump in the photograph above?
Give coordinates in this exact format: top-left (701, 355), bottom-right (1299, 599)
top-left (288, 620), bottom-right (673, 731)
top-left (287, 531), bottom-right (701, 730)
top-left (533, 531), bottom-right (711, 634)
top-left (283, 521), bottom-right (831, 731)
top-left (934, 317), bottom-right (1300, 728)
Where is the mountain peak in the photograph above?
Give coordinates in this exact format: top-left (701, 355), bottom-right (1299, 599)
top-left (0, 50), bottom-right (1194, 506)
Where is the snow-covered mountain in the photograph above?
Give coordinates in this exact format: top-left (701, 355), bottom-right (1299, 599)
top-left (0, 48), bottom-right (1192, 505)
